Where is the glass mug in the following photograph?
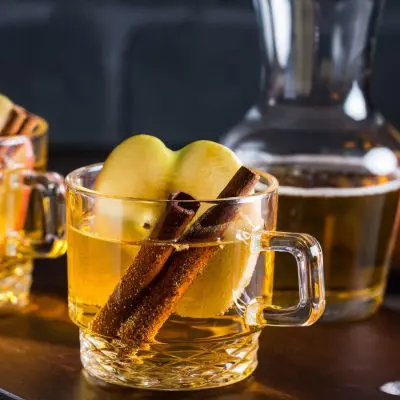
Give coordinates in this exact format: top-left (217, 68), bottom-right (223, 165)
top-left (1, 111), bottom-right (48, 171)
top-left (66, 164), bottom-right (325, 390)
top-left (0, 136), bottom-right (66, 313)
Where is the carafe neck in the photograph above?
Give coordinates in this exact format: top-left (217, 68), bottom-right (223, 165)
top-left (255, 0), bottom-right (384, 112)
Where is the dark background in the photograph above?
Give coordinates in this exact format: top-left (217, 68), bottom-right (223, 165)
top-left (0, 0), bottom-right (399, 151)
top-left (1, 0), bottom-right (400, 290)
top-left (2, 0), bottom-right (400, 288)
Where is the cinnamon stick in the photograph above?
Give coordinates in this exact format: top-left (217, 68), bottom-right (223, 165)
top-left (90, 192), bottom-right (200, 338)
top-left (1, 105), bottom-right (45, 136)
top-left (117, 166), bottom-right (259, 351)
top-left (19, 113), bottom-right (41, 135)
top-left (1, 106), bottom-right (27, 136)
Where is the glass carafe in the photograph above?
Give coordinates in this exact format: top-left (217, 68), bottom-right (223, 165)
top-left (223, 0), bottom-right (400, 321)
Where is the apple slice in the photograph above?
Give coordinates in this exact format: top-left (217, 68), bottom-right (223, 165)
top-left (95, 135), bottom-right (175, 242)
top-left (175, 200), bottom-right (263, 318)
top-left (96, 135), bottom-right (263, 317)
top-left (96, 135), bottom-right (175, 199)
top-left (172, 140), bottom-right (242, 199)
top-left (0, 95), bottom-right (14, 133)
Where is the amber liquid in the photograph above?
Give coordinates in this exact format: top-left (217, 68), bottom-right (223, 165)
top-left (68, 220), bottom-right (273, 389)
top-left (0, 127), bottom-right (49, 311)
top-left (0, 169), bottom-right (35, 311)
top-left (269, 160), bottom-right (400, 321)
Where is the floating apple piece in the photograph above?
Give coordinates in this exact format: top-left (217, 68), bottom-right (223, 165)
top-left (0, 95), bottom-right (14, 133)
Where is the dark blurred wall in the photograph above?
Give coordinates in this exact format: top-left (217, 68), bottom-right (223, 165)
top-left (0, 0), bottom-right (399, 149)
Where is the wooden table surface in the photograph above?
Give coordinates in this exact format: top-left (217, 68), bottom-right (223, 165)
top-left (0, 151), bottom-right (399, 400)
top-left (0, 283), bottom-right (399, 400)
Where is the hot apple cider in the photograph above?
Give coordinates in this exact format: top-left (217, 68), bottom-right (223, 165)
top-left (66, 135), bottom-right (325, 390)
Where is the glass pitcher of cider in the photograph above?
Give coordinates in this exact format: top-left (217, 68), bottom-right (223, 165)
top-left (223, 0), bottom-right (400, 321)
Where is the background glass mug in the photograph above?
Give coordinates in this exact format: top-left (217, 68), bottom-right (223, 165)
top-left (0, 136), bottom-right (66, 313)
top-left (66, 164), bottom-right (325, 390)
top-left (0, 105), bottom-right (49, 171)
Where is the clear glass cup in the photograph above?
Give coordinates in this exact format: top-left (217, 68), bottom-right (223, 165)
top-left (1, 112), bottom-right (48, 171)
top-left (222, 0), bottom-right (400, 321)
top-left (66, 163), bottom-right (325, 390)
top-left (0, 136), bottom-right (66, 313)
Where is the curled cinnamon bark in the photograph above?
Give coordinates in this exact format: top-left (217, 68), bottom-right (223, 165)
top-left (1, 105), bottom-right (46, 136)
top-left (91, 192), bottom-right (200, 337)
top-left (19, 113), bottom-right (41, 135)
top-left (117, 166), bottom-right (260, 352)
top-left (2, 106), bottom-right (28, 136)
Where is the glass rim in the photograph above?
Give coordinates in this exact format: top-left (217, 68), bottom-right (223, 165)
top-left (66, 163), bottom-right (279, 203)
top-left (0, 135), bottom-right (30, 146)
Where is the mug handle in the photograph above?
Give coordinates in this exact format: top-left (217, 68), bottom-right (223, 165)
top-left (248, 230), bottom-right (325, 326)
top-left (5, 170), bottom-right (67, 258)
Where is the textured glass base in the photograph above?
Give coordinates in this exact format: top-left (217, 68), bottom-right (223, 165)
top-left (0, 259), bottom-right (32, 314)
top-left (80, 330), bottom-right (260, 390)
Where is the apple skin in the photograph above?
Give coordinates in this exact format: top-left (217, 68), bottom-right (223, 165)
top-left (95, 135), bottom-right (243, 242)
top-left (0, 95), bottom-right (14, 132)
top-left (95, 134), bottom-right (262, 318)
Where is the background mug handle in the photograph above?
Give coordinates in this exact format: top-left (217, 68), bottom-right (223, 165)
top-left (2, 150), bottom-right (66, 259)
